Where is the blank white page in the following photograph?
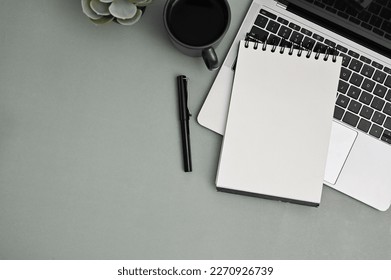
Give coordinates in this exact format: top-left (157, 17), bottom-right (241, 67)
top-left (216, 40), bottom-right (342, 205)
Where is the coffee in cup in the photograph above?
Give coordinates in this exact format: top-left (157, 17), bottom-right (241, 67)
top-left (163, 0), bottom-right (231, 70)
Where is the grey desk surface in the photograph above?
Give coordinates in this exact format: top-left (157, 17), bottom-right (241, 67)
top-left (0, 0), bottom-right (390, 260)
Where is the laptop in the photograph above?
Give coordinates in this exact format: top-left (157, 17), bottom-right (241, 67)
top-left (198, 0), bottom-right (391, 211)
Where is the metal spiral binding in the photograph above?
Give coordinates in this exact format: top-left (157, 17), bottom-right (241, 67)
top-left (244, 33), bottom-right (337, 62)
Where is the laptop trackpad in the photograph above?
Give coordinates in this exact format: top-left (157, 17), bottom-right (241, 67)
top-left (324, 122), bottom-right (357, 185)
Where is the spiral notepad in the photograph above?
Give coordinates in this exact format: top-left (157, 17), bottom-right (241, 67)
top-left (216, 37), bottom-right (342, 206)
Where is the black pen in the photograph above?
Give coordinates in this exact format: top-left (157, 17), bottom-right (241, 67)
top-left (177, 75), bottom-right (192, 172)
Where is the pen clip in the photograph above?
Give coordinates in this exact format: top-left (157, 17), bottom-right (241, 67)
top-left (183, 77), bottom-right (192, 118)
top-left (178, 75), bottom-right (191, 120)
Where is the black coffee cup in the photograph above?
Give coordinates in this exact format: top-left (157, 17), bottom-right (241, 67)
top-left (163, 0), bottom-right (231, 71)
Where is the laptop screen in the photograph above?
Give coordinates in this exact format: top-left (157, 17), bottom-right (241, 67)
top-left (287, 0), bottom-right (391, 58)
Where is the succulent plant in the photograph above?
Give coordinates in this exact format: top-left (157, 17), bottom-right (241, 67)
top-left (81, 0), bottom-right (153, 25)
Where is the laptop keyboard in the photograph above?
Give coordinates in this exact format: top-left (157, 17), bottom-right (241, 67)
top-left (248, 8), bottom-right (391, 145)
top-left (306, 0), bottom-right (391, 40)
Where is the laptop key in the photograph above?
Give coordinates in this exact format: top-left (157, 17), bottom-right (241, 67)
top-left (374, 84), bottom-right (387, 97)
top-left (336, 94), bottom-right (350, 108)
top-left (350, 73), bottom-right (364, 86)
top-left (340, 67), bottom-right (352, 81)
top-left (314, 2), bottom-right (326, 9)
top-left (302, 36), bottom-right (316, 49)
top-left (358, 11), bottom-right (371, 22)
top-left (373, 28), bottom-right (385, 36)
top-left (385, 75), bottom-right (391, 87)
top-left (383, 102), bottom-right (391, 116)
top-left (358, 118), bottom-right (371, 133)
top-left (334, 105), bottom-right (345, 120)
top-left (338, 80), bottom-right (349, 94)
top-left (314, 42), bottom-right (328, 53)
top-left (371, 96), bottom-right (385, 110)
top-left (348, 100), bottom-right (362, 114)
top-left (255, 14), bottom-right (268, 28)
top-left (336, 45), bottom-right (348, 53)
top-left (312, 33), bottom-right (324, 41)
top-left (360, 55), bottom-right (372, 64)
top-left (340, 54), bottom-right (351, 67)
top-left (384, 117), bottom-right (391, 130)
top-left (324, 39), bottom-right (336, 48)
top-left (381, 130), bottom-right (391, 144)
top-left (277, 17), bottom-right (288, 25)
top-left (359, 91), bottom-right (373, 105)
top-left (347, 85), bottom-right (361, 99)
top-left (379, 0), bottom-right (389, 7)
top-left (369, 124), bottom-right (383, 138)
top-left (250, 26), bottom-right (269, 41)
top-left (348, 50), bottom-right (360, 58)
top-left (289, 22), bottom-right (301, 31)
top-left (360, 105), bottom-right (374, 119)
top-left (386, 90), bottom-right (391, 102)
top-left (361, 78), bottom-right (375, 92)
top-left (337, 11), bottom-right (349, 19)
top-left (372, 111), bottom-right (386, 125)
top-left (371, 61), bottom-right (383, 70)
top-left (368, 2), bottom-right (382, 14)
top-left (260, 9), bottom-right (277, 20)
top-left (326, 6), bottom-right (337, 14)
top-left (266, 20), bottom-right (280, 34)
top-left (379, 7), bottom-right (391, 20)
top-left (334, 1), bottom-right (347, 11)
top-left (361, 22), bottom-right (372, 31)
top-left (369, 15), bottom-right (382, 28)
top-left (360, 64), bottom-right (375, 78)
top-left (290, 31), bottom-right (304, 44)
top-left (267, 34), bottom-right (281, 45)
top-left (349, 59), bottom-right (363, 72)
top-left (373, 70), bottom-right (386, 83)
top-left (279, 39), bottom-right (292, 48)
top-left (278, 26), bottom-right (293, 39)
top-left (343, 111), bottom-right (359, 127)
top-left (301, 27), bottom-right (312, 36)
top-left (380, 21), bottom-right (391, 33)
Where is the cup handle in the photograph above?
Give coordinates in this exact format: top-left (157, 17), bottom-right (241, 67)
top-left (202, 47), bottom-right (219, 71)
